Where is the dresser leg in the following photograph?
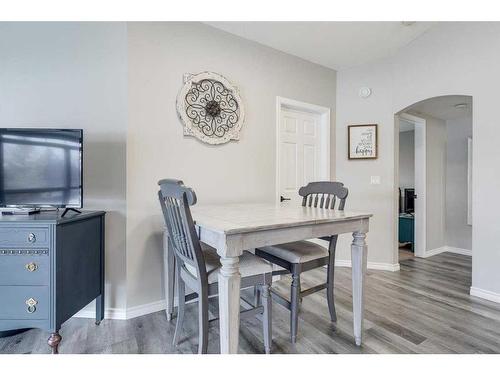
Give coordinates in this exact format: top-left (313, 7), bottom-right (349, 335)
top-left (96, 293), bottom-right (104, 325)
top-left (47, 332), bottom-right (62, 354)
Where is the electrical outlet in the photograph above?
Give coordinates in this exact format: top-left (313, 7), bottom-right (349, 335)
top-left (370, 176), bottom-right (381, 185)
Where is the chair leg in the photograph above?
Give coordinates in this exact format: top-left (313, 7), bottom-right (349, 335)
top-left (290, 272), bottom-right (301, 343)
top-left (261, 284), bottom-right (272, 354)
top-left (327, 237), bottom-right (338, 322)
top-left (172, 271), bottom-right (185, 346)
top-left (198, 288), bottom-right (209, 354)
top-left (254, 285), bottom-right (261, 307)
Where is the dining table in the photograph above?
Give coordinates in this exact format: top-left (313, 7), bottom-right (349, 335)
top-left (162, 202), bottom-right (372, 354)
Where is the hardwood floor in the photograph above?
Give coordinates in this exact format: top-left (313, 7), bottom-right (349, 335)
top-left (2, 252), bottom-right (500, 354)
top-left (399, 247), bottom-right (414, 261)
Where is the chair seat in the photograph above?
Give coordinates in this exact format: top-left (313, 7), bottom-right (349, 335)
top-left (185, 243), bottom-right (273, 284)
top-left (258, 240), bottom-right (329, 264)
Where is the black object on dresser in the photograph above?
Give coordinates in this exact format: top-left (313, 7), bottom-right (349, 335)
top-left (0, 210), bottom-right (105, 353)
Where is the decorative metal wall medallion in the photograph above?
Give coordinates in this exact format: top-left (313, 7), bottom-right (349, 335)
top-left (176, 72), bottom-right (245, 145)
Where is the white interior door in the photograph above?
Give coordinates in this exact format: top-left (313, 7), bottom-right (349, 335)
top-left (278, 108), bottom-right (324, 205)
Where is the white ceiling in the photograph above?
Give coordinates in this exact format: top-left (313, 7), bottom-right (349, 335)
top-left (407, 95), bottom-right (473, 121)
top-left (205, 22), bottom-right (435, 70)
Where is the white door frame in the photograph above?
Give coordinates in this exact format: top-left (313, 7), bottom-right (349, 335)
top-left (275, 96), bottom-right (331, 203)
top-left (397, 112), bottom-right (427, 259)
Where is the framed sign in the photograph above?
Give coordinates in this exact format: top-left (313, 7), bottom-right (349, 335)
top-left (348, 124), bottom-right (378, 159)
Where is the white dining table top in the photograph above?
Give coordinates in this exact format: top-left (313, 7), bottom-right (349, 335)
top-left (191, 202), bottom-right (372, 235)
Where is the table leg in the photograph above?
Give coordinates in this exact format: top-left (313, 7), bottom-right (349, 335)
top-left (351, 231), bottom-right (367, 346)
top-left (218, 255), bottom-right (241, 354)
top-left (163, 230), bottom-right (175, 321)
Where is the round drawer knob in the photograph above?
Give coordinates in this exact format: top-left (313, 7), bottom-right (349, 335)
top-left (25, 262), bottom-right (38, 272)
top-left (27, 233), bottom-right (36, 243)
top-left (26, 298), bottom-right (38, 313)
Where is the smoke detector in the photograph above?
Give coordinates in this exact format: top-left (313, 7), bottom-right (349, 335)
top-left (359, 87), bottom-right (372, 98)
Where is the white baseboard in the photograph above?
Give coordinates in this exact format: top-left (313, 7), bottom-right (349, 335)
top-left (422, 246), bottom-right (448, 258)
top-left (73, 306), bottom-right (127, 320)
top-left (446, 246), bottom-right (472, 256)
top-left (73, 299), bottom-right (169, 321)
top-left (423, 246), bottom-right (472, 258)
top-left (75, 281), bottom-right (500, 323)
top-left (369, 262), bottom-right (401, 271)
top-left (74, 259), bottom-right (400, 321)
top-left (74, 245), bottom-right (474, 321)
top-left (470, 287), bottom-right (500, 304)
top-left (127, 299), bottom-right (168, 319)
top-left (335, 259), bottom-right (400, 272)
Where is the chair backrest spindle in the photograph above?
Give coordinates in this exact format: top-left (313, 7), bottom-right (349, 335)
top-left (298, 181), bottom-right (348, 211)
top-left (158, 179), bottom-right (208, 284)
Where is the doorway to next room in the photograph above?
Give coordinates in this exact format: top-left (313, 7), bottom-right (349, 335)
top-left (396, 95), bottom-right (473, 269)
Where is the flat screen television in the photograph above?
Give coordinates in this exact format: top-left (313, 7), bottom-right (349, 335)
top-left (404, 188), bottom-right (415, 213)
top-left (0, 129), bottom-right (83, 209)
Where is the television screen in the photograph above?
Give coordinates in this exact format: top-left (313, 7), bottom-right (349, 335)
top-left (0, 129), bottom-right (83, 208)
top-left (404, 188), bottom-right (415, 213)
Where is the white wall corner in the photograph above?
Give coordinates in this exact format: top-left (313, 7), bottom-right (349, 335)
top-left (470, 287), bottom-right (500, 304)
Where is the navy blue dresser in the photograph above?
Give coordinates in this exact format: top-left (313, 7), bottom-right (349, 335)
top-left (398, 213), bottom-right (414, 251)
top-left (0, 211), bottom-right (105, 353)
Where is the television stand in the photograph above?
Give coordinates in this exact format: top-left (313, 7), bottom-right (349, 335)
top-left (61, 207), bottom-right (82, 217)
top-left (0, 211), bottom-right (106, 353)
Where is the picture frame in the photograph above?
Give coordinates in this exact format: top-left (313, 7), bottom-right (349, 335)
top-left (348, 124), bottom-right (378, 159)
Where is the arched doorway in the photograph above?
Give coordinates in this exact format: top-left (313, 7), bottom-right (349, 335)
top-left (394, 95), bottom-right (473, 272)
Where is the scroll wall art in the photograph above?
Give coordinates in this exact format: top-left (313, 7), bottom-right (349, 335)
top-left (176, 71), bottom-right (245, 145)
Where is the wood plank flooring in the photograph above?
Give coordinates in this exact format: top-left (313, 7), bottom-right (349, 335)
top-left (399, 248), bottom-right (414, 261)
top-left (2, 252), bottom-right (500, 354)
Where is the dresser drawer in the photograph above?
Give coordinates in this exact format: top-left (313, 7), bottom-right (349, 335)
top-left (0, 251), bottom-right (49, 285)
top-left (0, 286), bottom-right (49, 320)
top-left (0, 226), bottom-right (50, 247)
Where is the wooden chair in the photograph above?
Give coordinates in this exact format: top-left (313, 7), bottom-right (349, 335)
top-left (255, 181), bottom-right (348, 343)
top-left (158, 179), bottom-right (273, 354)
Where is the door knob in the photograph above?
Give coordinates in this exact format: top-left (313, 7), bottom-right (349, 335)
top-left (280, 195), bottom-right (291, 202)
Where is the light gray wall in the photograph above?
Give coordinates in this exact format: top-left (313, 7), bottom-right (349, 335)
top-left (446, 115), bottom-right (472, 251)
top-left (336, 22), bottom-right (500, 297)
top-left (0, 22), bottom-right (128, 310)
top-left (399, 130), bottom-right (414, 190)
top-left (424, 114), bottom-right (446, 251)
top-left (336, 60), bottom-right (396, 266)
top-left (127, 22), bottom-right (337, 308)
